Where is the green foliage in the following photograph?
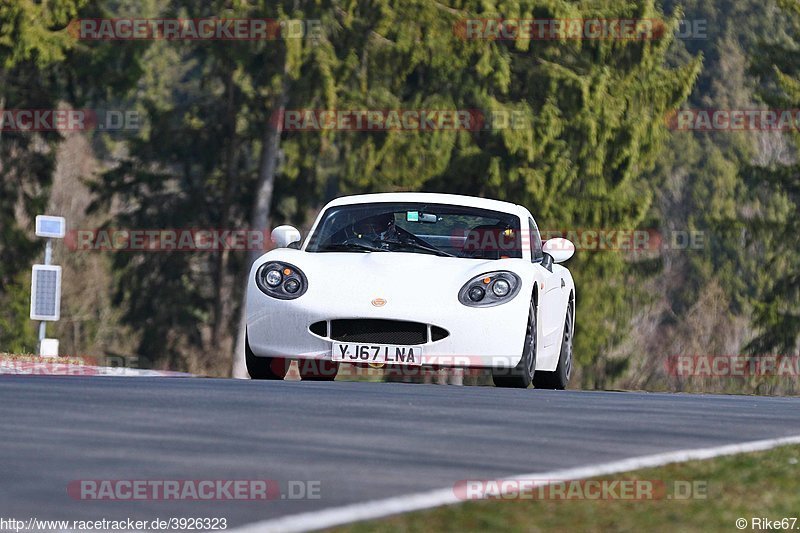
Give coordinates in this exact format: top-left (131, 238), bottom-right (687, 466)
top-left (0, 0), bottom-right (84, 68)
top-left (0, 0), bottom-right (152, 353)
top-left (87, 1), bottom-right (342, 371)
top-left (38, 0), bottom-right (701, 378)
top-left (405, 1), bottom-right (700, 384)
top-left (743, 163), bottom-right (800, 355)
top-left (630, 0), bottom-right (798, 393)
top-left (0, 0), bottom-right (85, 350)
top-left (0, 273), bottom-right (37, 353)
top-left (17, 0), bottom-right (800, 388)
top-left (730, 0), bottom-right (800, 357)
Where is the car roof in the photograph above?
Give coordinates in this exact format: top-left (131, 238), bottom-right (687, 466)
top-left (322, 192), bottom-right (525, 217)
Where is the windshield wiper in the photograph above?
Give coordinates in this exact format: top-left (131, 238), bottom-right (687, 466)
top-left (319, 239), bottom-right (453, 257)
top-left (318, 242), bottom-right (387, 253)
top-left (387, 240), bottom-right (455, 257)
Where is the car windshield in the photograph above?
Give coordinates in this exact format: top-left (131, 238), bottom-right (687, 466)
top-left (305, 202), bottom-right (523, 259)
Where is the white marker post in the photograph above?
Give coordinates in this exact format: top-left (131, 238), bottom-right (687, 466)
top-left (31, 215), bottom-right (66, 357)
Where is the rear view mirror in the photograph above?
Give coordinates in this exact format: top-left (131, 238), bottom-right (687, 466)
top-left (406, 211), bottom-right (438, 223)
top-left (271, 225), bottom-right (302, 248)
top-left (542, 238), bottom-right (575, 263)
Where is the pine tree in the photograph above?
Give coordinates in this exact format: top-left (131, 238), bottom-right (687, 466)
top-left (745, 0), bottom-right (800, 357)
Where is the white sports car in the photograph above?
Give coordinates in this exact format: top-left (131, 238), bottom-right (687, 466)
top-left (245, 192), bottom-right (576, 388)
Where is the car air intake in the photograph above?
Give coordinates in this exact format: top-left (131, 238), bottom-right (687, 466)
top-left (329, 319), bottom-right (427, 345)
top-left (309, 321), bottom-right (327, 336)
top-left (431, 326), bottom-right (450, 342)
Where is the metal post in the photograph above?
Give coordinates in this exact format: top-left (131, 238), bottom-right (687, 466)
top-left (32, 216), bottom-right (65, 357)
top-left (38, 239), bottom-right (52, 350)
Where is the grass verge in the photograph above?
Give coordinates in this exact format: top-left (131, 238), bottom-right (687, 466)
top-left (330, 444), bottom-right (800, 533)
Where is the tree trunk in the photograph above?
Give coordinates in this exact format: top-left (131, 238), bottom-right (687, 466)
top-left (0, 92), bottom-right (5, 174)
top-left (211, 69), bottom-right (237, 356)
top-left (231, 75), bottom-right (290, 378)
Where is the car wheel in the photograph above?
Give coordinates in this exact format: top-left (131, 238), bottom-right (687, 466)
top-left (298, 359), bottom-right (339, 381)
top-left (533, 298), bottom-right (574, 390)
top-left (492, 298), bottom-right (536, 388)
top-left (245, 332), bottom-right (288, 380)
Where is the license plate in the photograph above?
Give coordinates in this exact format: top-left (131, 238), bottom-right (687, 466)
top-left (332, 342), bottom-right (423, 366)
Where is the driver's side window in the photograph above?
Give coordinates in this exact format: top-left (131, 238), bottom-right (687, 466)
top-left (529, 218), bottom-right (543, 262)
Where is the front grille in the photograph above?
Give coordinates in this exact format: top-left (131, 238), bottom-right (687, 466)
top-left (329, 319), bottom-right (427, 345)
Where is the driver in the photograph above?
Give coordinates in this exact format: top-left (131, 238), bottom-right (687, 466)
top-left (351, 212), bottom-right (400, 243)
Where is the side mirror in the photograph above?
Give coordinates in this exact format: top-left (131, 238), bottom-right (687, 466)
top-left (542, 238), bottom-right (575, 264)
top-left (271, 225), bottom-right (302, 249)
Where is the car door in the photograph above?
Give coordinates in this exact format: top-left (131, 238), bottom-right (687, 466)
top-left (529, 218), bottom-right (562, 351)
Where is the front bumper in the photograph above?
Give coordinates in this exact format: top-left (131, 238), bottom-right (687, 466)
top-left (246, 291), bottom-right (530, 369)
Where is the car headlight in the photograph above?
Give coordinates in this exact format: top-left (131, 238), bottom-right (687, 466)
top-left (468, 286), bottom-right (485, 302)
top-left (492, 279), bottom-right (510, 297)
top-left (265, 269), bottom-right (282, 287)
top-left (256, 261), bottom-right (308, 299)
top-left (459, 271), bottom-right (521, 307)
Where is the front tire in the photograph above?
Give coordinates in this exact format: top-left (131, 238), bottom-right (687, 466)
top-left (533, 298), bottom-right (574, 390)
top-left (245, 332), bottom-right (288, 380)
top-left (492, 299), bottom-right (536, 388)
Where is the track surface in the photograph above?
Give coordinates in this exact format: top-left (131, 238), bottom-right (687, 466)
top-left (1, 376), bottom-right (799, 528)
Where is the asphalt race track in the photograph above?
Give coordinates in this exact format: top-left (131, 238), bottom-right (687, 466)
top-left (2, 376), bottom-right (799, 529)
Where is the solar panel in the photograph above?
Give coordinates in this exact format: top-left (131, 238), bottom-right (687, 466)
top-left (30, 265), bottom-right (61, 321)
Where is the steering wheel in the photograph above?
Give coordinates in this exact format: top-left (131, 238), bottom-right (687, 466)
top-left (342, 236), bottom-right (380, 247)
